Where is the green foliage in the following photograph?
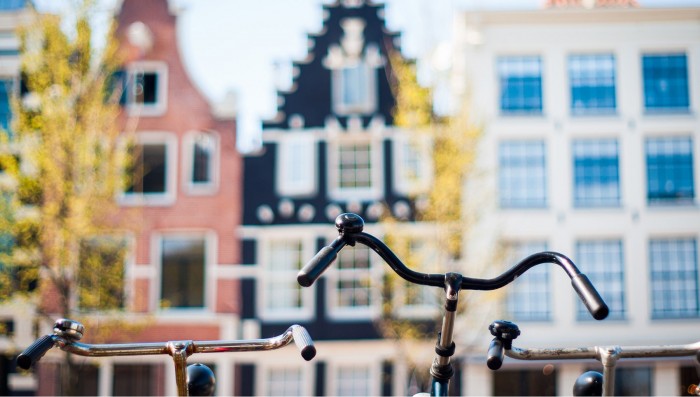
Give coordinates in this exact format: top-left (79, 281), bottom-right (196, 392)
top-left (378, 53), bottom-right (484, 345)
top-left (0, 1), bottom-right (130, 318)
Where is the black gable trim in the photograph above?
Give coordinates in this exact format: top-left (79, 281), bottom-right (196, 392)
top-left (262, 0), bottom-right (402, 131)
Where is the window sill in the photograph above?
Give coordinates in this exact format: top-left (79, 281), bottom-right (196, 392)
top-left (119, 193), bottom-right (176, 207)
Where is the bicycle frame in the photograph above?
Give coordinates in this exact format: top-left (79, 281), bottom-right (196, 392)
top-left (486, 320), bottom-right (700, 396)
top-left (18, 318), bottom-right (316, 396)
top-left (298, 213), bottom-right (609, 396)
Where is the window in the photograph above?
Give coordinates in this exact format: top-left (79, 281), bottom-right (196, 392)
top-left (78, 237), bottom-right (128, 311)
top-left (122, 133), bottom-right (176, 206)
top-left (261, 238), bottom-right (313, 320)
top-left (328, 245), bottom-right (378, 318)
top-left (576, 240), bottom-right (625, 320)
top-left (493, 368), bottom-right (556, 396)
top-left (266, 367), bottom-right (304, 396)
top-left (113, 364), bottom-right (160, 396)
top-left (332, 61), bottom-right (377, 115)
top-left (642, 53), bottom-right (689, 112)
top-left (335, 365), bottom-right (371, 396)
top-left (330, 139), bottom-right (382, 201)
top-left (184, 131), bottom-right (219, 194)
top-left (0, 78), bottom-right (13, 135)
top-left (569, 54), bottom-right (616, 114)
top-left (649, 238), bottom-right (698, 319)
top-left (401, 239), bottom-right (438, 311)
top-left (160, 236), bottom-right (206, 309)
top-left (505, 241), bottom-right (550, 321)
top-left (585, 366), bottom-right (653, 395)
top-left (0, 0), bottom-right (26, 10)
top-left (393, 134), bottom-right (432, 195)
top-left (122, 62), bottom-right (167, 116)
top-left (499, 140), bottom-right (547, 208)
top-left (498, 56), bottom-right (543, 114)
top-left (573, 139), bottom-right (620, 207)
top-left (276, 133), bottom-right (317, 197)
top-left (646, 137), bottom-right (694, 205)
top-left (680, 365), bottom-right (700, 395)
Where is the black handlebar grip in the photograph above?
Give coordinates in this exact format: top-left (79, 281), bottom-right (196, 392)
top-left (571, 274), bottom-right (609, 320)
top-left (486, 338), bottom-right (505, 370)
top-left (17, 335), bottom-right (55, 370)
top-left (291, 325), bottom-right (316, 361)
top-left (297, 243), bottom-right (343, 287)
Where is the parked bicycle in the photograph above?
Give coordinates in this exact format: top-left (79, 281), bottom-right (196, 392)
top-left (18, 318), bottom-right (316, 396)
top-left (486, 319), bottom-right (700, 396)
top-left (297, 213), bottom-right (609, 397)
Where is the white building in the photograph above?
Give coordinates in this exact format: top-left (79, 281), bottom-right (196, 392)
top-left (452, 2), bottom-right (700, 395)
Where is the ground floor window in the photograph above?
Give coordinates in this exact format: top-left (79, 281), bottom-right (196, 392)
top-left (492, 367), bottom-right (556, 396)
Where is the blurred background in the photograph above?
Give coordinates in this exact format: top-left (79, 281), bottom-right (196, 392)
top-left (1, 0), bottom-right (699, 395)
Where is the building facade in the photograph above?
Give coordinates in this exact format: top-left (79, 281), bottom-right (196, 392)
top-left (451, 2), bottom-right (700, 395)
top-left (239, 1), bottom-right (445, 395)
top-left (0, 1), bottom-right (38, 395)
top-left (25, 0), bottom-right (243, 395)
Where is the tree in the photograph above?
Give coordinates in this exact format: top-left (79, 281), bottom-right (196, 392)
top-left (378, 53), bottom-right (504, 394)
top-left (0, 2), bottom-right (137, 394)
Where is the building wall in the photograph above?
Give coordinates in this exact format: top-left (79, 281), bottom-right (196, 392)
top-left (453, 4), bottom-right (700, 395)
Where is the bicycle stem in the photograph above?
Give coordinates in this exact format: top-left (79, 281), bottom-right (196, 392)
top-left (430, 273), bottom-right (462, 396)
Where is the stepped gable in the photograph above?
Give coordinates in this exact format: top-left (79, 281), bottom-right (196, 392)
top-left (263, 0), bottom-right (401, 131)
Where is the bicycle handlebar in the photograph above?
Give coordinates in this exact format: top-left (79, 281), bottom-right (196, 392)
top-left (298, 213), bottom-right (609, 320)
top-left (17, 319), bottom-right (316, 370)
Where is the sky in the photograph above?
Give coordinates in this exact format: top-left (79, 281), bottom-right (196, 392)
top-left (33, 0), bottom-right (700, 151)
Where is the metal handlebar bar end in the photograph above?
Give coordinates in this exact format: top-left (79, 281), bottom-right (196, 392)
top-left (17, 334), bottom-right (56, 370)
top-left (291, 325), bottom-right (316, 361)
top-left (571, 274), bottom-right (610, 320)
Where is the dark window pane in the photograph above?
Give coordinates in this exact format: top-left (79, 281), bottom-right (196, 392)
top-left (161, 237), bottom-right (205, 308)
top-left (649, 238), bottom-right (698, 319)
top-left (643, 54), bottom-right (689, 111)
top-left (127, 143), bottom-right (167, 194)
top-left (573, 139), bottom-right (620, 207)
top-left (498, 56), bottom-right (543, 114)
top-left (193, 136), bottom-right (212, 184)
top-left (133, 72), bottom-right (159, 105)
top-left (0, 79), bottom-right (12, 134)
top-left (680, 365), bottom-right (700, 396)
top-left (493, 368), bottom-right (556, 396)
top-left (499, 140), bottom-right (547, 208)
top-left (113, 364), bottom-right (157, 396)
top-left (645, 137), bottom-right (694, 204)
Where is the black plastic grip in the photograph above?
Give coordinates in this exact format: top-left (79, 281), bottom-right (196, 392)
top-left (571, 274), bottom-right (609, 320)
top-left (297, 240), bottom-right (345, 287)
top-left (17, 335), bottom-right (55, 370)
top-left (486, 338), bottom-right (504, 370)
top-left (291, 325), bottom-right (316, 361)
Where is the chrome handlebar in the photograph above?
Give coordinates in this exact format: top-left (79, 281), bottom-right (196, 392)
top-left (18, 318), bottom-right (316, 396)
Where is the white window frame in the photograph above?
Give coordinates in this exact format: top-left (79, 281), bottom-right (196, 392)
top-left (393, 236), bottom-right (441, 319)
top-left (257, 233), bottom-right (316, 322)
top-left (392, 132), bottom-right (433, 196)
top-left (258, 362), bottom-right (314, 397)
top-left (125, 61), bottom-right (168, 117)
top-left (327, 359), bottom-right (381, 396)
top-left (332, 60), bottom-right (377, 115)
top-left (182, 130), bottom-right (220, 195)
top-left (275, 132), bottom-right (317, 197)
top-left (119, 131), bottom-right (177, 207)
top-left (325, 242), bottom-right (382, 320)
top-left (152, 231), bottom-right (215, 313)
top-left (328, 134), bottom-right (383, 202)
